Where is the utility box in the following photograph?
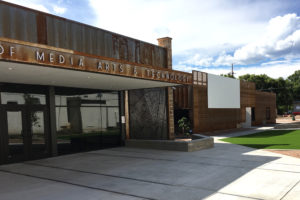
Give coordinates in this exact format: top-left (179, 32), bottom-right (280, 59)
top-left (293, 101), bottom-right (300, 115)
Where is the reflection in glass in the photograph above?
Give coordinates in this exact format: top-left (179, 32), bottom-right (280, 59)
top-left (55, 90), bottom-right (121, 155)
top-left (1, 92), bottom-right (46, 105)
top-left (7, 111), bottom-right (24, 159)
top-left (30, 111), bottom-right (47, 156)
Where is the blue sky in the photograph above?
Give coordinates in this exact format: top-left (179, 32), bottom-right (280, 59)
top-left (5, 0), bottom-right (300, 78)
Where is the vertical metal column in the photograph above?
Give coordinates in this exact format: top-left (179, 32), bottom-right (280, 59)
top-left (119, 91), bottom-right (127, 145)
top-left (124, 90), bottom-right (130, 140)
top-left (0, 106), bottom-right (5, 164)
top-left (47, 86), bottom-right (57, 156)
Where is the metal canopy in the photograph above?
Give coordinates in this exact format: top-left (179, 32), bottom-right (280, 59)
top-left (0, 61), bottom-right (179, 90)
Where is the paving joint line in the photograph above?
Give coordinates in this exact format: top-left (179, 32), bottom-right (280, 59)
top-left (86, 152), bottom-right (176, 162)
top-left (280, 179), bottom-right (300, 200)
top-left (87, 151), bottom-right (278, 171)
top-left (89, 151), bottom-right (300, 175)
top-left (217, 192), bottom-right (263, 200)
top-left (0, 169), bottom-right (155, 200)
top-left (23, 162), bottom-right (221, 194)
top-left (108, 148), bottom-right (282, 164)
top-left (271, 162), bottom-right (300, 167)
top-left (257, 167), bottom-right (300, 174)
top-left (24, 162), bottom-right (184, 187)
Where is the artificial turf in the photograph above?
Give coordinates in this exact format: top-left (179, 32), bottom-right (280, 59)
top-left (221, 130), bottom-right (300, 149)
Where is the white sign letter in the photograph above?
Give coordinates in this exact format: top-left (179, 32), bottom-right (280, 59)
top-left (49, 53), bottom-right (54, 63)
top-left (36, 51), bottom-right (45, 61)
top-left (105, 63), bottom-right (110, 71)
top-left (78, 58), bottom-right (84, 67)
top-left (9, 46), bottom-right (15, 56)
top-left (97, 62), bottom-right (102, 70)
top-left (0, 45), bottom-right (4, 55)
top-left (59, 55), bottom-right (65, 64)
top-left (119, 64), bottom-right (124, 72)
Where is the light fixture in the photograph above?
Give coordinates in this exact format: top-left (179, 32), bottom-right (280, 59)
top-left (8, 67), bottom-right (13, 70)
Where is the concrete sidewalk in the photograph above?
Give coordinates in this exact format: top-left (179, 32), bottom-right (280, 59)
top-left (1, 129), bottom-right (300, 199)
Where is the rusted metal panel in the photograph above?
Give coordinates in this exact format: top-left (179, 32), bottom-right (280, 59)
top-left (253, 91), bottom-right (276, 125)
top-left (135, 41), bottom-right (141, 64)
top-left (0, 38), bottom-right (192, 85)
top-left (0, 1), bottom-right (168, 68)
top-left (127, 39), bottom-right (136, 63)
top-left (104, 32), bottom-right (113, 59)
top-left (240, 80), bottom-right (256, 108)
top-left (240, 80), bottom-right (256, 123)
top-left (45, 16), bottom-right (55, 47)
top-left (95, 29), bottom-right (105, 56)
top-left (0, 4), bottom-right (37, 43)
top-left (112, 34), bottom-right (120, 60)
top-left (173, 86), bottom-right (193, 110)
top-left (36, 13), bottom-right (47, 45)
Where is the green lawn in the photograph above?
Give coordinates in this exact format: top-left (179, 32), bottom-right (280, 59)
top-left (221, 130), bottom-right (300, 149)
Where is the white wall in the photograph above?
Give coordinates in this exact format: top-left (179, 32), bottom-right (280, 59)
top-left (207, 74), bottom-right (240, 108)
top-left (241, 107), bottom-right (252, 128)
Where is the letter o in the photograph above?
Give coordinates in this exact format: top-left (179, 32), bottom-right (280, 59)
top-left (0, 45), bottom-right (4, 55)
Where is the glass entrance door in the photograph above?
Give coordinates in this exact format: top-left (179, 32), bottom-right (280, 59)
top-left (6, 109), bottom-right (26, 162)
top-left (3, 106), bottom-right (49, 163)
top-left (28, 108), bottom-right (49, 160)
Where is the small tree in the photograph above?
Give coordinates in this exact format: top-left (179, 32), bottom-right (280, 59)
top-left (178, 117), bottom-right (191, 137)
top-left (23, 94), bottom-right (40, 127)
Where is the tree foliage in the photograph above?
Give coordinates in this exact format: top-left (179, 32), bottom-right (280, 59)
top-left (238, 70), bottom-right (300, 114)
top-left (220, 73), bottom-right (235, 78)
top-left (287, 70), bottom-right (300, 101)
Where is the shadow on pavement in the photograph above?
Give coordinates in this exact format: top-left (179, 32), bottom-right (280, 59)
top-left (0, 142), bottom-right (283, 200)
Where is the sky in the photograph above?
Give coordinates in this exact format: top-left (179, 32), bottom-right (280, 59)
top-left (4, 0), bottom-right (300, 79)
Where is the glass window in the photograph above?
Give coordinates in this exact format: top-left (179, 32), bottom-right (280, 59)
top-left (1, 92), bottom-right (46, 105)
top-left (55, 88), bottom-right (121, 155)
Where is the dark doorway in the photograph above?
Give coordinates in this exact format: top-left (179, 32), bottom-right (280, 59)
top-left (251, 107), bottom-right (256, 122)
top-left (174, 109), bottom-right (191, 137)
top-left (1, 105), bottom-right (50, 163)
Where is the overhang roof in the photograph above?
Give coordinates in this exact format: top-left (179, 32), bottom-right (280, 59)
top-left (0, 61), bottom-right (180, 90)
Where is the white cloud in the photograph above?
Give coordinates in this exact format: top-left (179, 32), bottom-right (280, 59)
top-left (88, 0), bottom-right (275, 54)
top-left (182, 54), bottom-right (213, 67)
top-left (221, 13), bottom-right (300, 65)
top-left (52, 5), bottom-right (66, 15)
top-left (3, 0), bottom-right (50, 13)
top-left (174, 59), bottom-right (300, 79)
top-left (178, 12), bottom-right (300, 73)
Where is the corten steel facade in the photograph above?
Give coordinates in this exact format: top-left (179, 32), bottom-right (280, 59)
top-left (0, 1), bottom-right (194, 164)
top-left (0, 2), bottom-right (276, 164)
top-left (174, 74), bottom-right (277, 135)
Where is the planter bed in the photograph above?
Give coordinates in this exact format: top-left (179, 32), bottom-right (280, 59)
top-left (125, 134), bottom-right (214, 152)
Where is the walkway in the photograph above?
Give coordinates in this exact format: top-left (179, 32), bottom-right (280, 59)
top-left (0, 128), bottom-right (300, 199)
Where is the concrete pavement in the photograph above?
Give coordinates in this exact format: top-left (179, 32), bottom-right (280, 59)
top-left (0, 128), bottom-right (300, 199)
